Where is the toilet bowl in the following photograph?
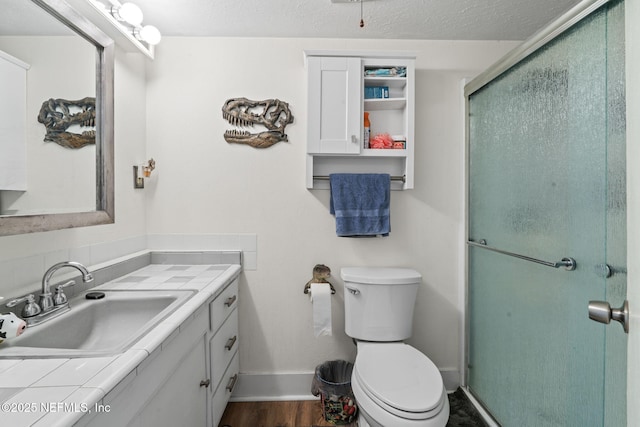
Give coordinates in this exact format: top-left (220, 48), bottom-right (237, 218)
top-left (341, 267), bottom-right (450, 427)
top-left (351, 342), bottom-right (449, 427)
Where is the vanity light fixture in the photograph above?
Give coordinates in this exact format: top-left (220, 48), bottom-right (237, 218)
top-left (98, 0), bottom-right (162, 53)
top-left (134, 25), bottom-right (162, 45)
top-left (133, 158), bottom-right (155, 189)
top-left (111, 2), bottom-right (143, 26)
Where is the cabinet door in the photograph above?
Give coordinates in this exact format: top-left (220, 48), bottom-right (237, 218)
top-left (139, 336), bottom-right (208, 427)
top-left (307, 56), bottom-right (361, 154)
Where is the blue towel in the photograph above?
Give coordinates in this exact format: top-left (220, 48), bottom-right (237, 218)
top-left (329, 173), bottom-right (390, 237)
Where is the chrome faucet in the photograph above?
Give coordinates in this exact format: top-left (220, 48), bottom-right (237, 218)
top-left (5, 262), bottom-right (94, 327)
top-left (40, 262), bottom-right (94, 312)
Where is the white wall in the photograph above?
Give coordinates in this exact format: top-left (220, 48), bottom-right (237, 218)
top-left (145, 38), bottom-right (518, 381)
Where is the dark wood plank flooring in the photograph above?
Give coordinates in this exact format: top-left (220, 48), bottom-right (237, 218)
top-left (218, 390), bottom-right (488, 427)
top-left (218, 400), bottom-right (357, 427)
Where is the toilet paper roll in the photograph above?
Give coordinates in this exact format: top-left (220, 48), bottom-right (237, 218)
top-left (310, 282), bottom-right (332, 337)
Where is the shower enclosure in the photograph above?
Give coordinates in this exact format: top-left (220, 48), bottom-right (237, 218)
top-left (465, 0), bottom-right (627, 425)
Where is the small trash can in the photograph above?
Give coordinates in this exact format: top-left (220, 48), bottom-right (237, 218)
top-left (311, 360), bottom-right (358, 425)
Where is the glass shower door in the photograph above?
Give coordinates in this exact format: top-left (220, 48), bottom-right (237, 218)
top-left (466, 1), bottom-right (626, 425)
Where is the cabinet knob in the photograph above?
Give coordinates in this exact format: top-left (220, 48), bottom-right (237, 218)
top-left (351, 135), bottom-right (357, 144)
top-left (200, 379), bottom-right (210, 388)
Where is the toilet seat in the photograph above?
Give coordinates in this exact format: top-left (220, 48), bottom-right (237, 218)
top-left (353, 343), bottom-right (446, 420)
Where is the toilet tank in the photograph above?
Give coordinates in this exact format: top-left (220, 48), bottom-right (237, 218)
top-left (342, 267), bottom-right (421, 342)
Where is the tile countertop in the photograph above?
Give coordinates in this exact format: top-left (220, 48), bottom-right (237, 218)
top-left (0, 263), bottom-right (242, 427)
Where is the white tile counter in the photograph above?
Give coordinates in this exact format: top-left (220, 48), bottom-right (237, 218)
top-left (0, 261), bottom-right (241, 427)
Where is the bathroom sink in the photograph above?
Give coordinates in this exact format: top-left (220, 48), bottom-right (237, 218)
top-left (0, 289), bottom-right (195, 359)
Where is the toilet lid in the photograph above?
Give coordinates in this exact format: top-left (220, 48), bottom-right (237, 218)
top-left (354, 343), bottom-right (444, 416)
top-left (341, 267), bottom-right (422, 285)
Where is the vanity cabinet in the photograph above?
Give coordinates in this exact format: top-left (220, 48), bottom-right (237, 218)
top-left (78, 277), bottom-right (240, 427)
top-left (304, 50), bottom-right (416, 190)
top-left (137, 335), bottom-right (208, 426)
top-left (209, 278), bottom-right (240, 426)
top-left (80, 306), bottom-right (210, 427)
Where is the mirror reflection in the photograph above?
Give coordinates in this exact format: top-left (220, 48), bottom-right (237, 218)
top-left (0, 0), bottom-right (97, 217)
top-left (0, 0), bottom-right (114, 236)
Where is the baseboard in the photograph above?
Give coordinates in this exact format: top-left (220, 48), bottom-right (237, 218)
top-left (230, 372), bottom-right (317, 402)
top-left (440, 368), bottom-right (460, 393)
top-left (230, 368), bottom-right (461, 402)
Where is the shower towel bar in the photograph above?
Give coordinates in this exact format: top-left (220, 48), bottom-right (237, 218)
top-left (313, 175), bottom-right (406, 183)
top-left (467, 240), bottom-right (577, 271)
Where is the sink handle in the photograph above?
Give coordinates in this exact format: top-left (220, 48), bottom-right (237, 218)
top-left (6, 294), bottom-right (41, 318)
top-left (54, 280), bottom-right (75, 306)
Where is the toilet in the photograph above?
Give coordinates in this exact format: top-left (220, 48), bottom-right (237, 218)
top-left (342, 267), bottom-right (449, 427)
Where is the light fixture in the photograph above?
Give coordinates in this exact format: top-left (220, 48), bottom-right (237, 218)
top-left (106, 1), bottom-right (162, 51)
top-left (136, 25), bottom-right (162, 45)
top-left (133, 158), bottom-right (155, 189)
top-left (111, 2), bottom-right (143, 26)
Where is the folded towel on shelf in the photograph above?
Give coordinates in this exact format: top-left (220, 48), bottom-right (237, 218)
top-left (329, 173), bottom-right (390, 237)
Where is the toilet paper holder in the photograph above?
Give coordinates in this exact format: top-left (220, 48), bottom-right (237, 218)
top-left (303, 264), bottom-right (336, 295)
top-left (304, 282), bottom-right (336, 295)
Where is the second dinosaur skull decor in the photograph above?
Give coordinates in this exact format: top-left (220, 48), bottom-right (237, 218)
top-left (37, 97), bottom-right (96, 149)
top-left (222, 97), bottom-right (294, 148)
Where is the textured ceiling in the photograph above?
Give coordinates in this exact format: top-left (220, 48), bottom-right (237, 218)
top-left (2, 0), bottom-right (585, 41)
top-left (133, 0), bottom-right (584, 40)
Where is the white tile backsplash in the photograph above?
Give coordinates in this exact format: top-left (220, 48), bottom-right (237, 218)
top-left (0, 233), bottom-right (256, 300)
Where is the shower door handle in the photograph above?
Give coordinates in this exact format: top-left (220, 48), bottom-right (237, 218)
top-left (588, 300), bottom-right (629, 333)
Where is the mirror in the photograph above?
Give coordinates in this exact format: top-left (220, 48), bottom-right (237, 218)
top-left (0, 0), bottom-right (114, 236)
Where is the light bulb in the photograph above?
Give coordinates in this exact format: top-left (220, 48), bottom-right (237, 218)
top-left (114, 2), bottom-right (143, 26)
top-left (139, 25), bottom-right (162, 45)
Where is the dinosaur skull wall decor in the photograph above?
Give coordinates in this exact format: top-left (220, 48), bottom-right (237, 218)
top-left (37, 97), bottom-right (96, 149)
top-left (222, 98), bottom-right (294, 148)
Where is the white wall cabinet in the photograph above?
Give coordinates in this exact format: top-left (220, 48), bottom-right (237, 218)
top-left (306, 56), bottom-right (362, 155)
top-left (0, 50), bottom-right (29, 191)
top-left (305, 50), bottom-right (416, 190)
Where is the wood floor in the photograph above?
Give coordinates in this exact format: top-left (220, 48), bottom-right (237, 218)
top-left (218, 400), bottom-right (357, 427)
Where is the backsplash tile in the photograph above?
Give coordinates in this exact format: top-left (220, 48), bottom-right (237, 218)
top-left (0, 232), bottom-right (254, 302)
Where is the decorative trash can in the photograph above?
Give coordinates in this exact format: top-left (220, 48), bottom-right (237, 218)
top-left (311, 360), bottom-right (358, 425)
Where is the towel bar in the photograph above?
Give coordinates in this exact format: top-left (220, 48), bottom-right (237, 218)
top-left (313, 175), bottom-right (406, 183)
top-left (467, 240), bottom-right (577, 271)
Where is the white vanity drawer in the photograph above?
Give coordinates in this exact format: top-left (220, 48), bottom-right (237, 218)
top-left (210, 278), bottom-right (238, 333)
top-left (211, 352), bottom-right (239, 427)
top-left (210, 308), bottom-right (238, 390)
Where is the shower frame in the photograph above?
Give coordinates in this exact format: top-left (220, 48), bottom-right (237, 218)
top-left (462, 0), bottom-right (621, 423)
